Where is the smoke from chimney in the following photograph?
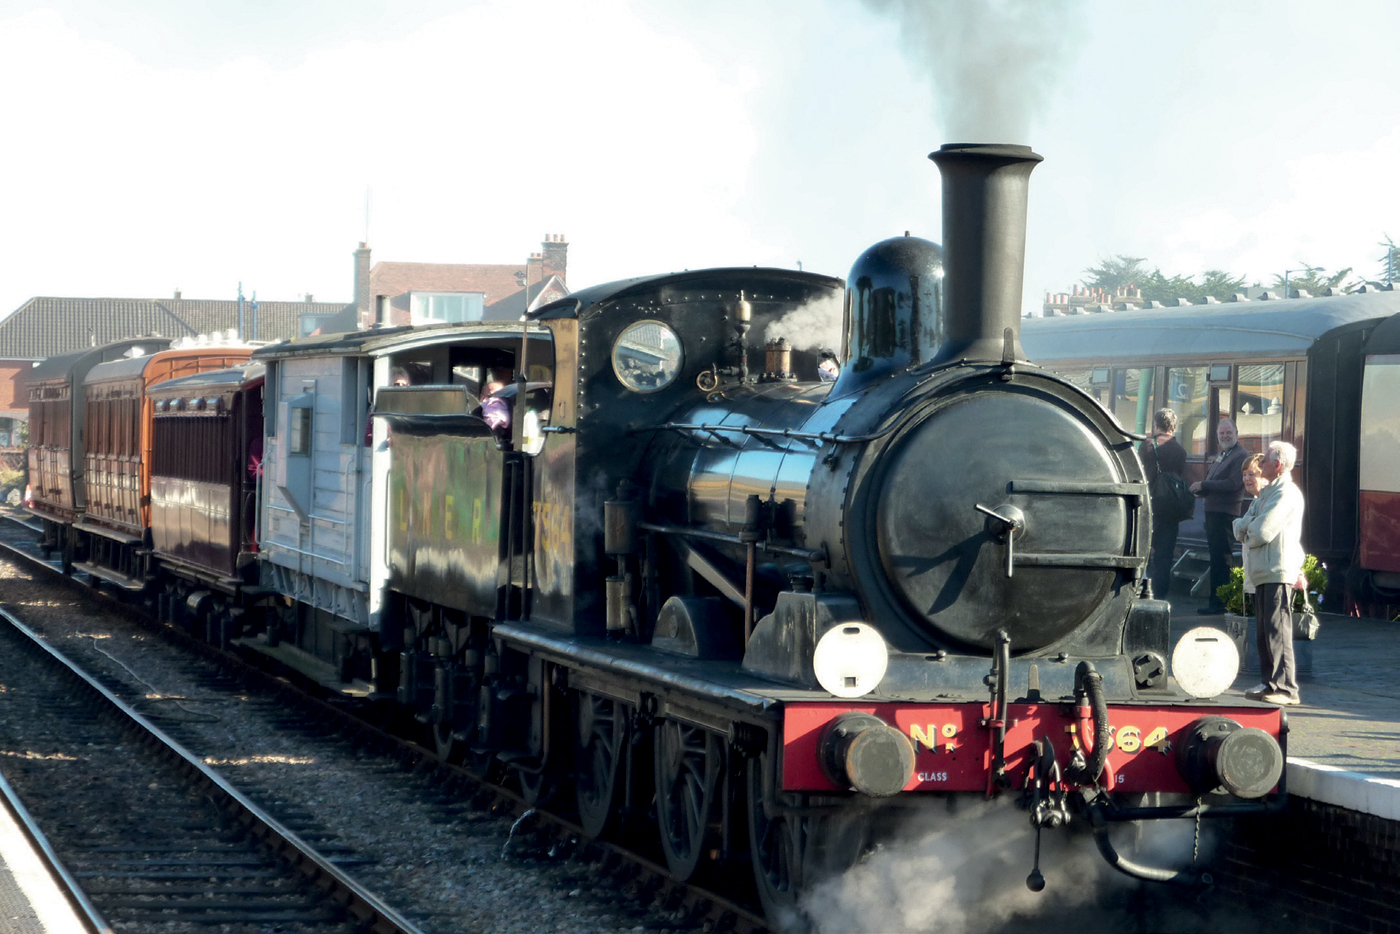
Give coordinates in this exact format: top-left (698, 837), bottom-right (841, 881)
top-left (860, 0), bottom-right (1086, 142)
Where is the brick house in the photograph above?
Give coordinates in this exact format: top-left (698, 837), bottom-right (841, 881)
top-left (350, 234), bottom-right (570, 330)
top-left (0, 293), bottom-right (352, 445)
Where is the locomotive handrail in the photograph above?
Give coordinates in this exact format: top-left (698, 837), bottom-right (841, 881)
top-left (635, 520), bottom-right (826, 564)
top-left (643, 422), bottom-right (890, 445)
top-left (1014, 554), bottom-right (1145, 569)
top-left (1009, 479), bottom-right (1145, 499)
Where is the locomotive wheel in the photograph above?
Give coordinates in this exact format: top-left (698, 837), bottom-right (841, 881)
top-left (518, 766), bottom-right (553, 807)
top-left (745, 753), bottom-right (869, 921)
top-left (746, 754), bottom-right (804, 919)
top-left (654, 719), bottom-right (722, 881)
top-left (575, 693), bottom-right (628, 838)
top-left (432, 722), bottom-right (464, 763)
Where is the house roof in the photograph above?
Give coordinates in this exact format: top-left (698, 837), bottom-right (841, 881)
top-left (162, 298), bottom-right (350, 343)
top-left (0, 296), bottom-right (353, 361)
top-left (370, 261), bottom-right (533, 310)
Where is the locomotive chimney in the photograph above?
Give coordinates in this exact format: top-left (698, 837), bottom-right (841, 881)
top-left (927, 143), bottom-right (1043, 366)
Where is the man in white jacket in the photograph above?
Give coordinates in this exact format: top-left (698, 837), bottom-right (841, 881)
top-left (1233, 441), bottom-right (1305, 706)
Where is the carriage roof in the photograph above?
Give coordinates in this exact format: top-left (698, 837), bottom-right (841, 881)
top-left (1021, 290), bottom-right (1400, 364)
top-left (147, 362), bottom-right (265, 400)
top-left (27, 337), bottom-right (173, 386)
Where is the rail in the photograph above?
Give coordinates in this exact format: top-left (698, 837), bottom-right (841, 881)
top-left (0, 769), bottom-right (112, 933)
top-left (0, 604), bottom-right (426, 934)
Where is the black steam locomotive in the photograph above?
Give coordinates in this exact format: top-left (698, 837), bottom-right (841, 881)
top-left (28, 144), bottom-right (1286, 923)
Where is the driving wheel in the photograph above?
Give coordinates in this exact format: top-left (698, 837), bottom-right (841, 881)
top-left (576, 693), bottom-right (628, 838)
top-left (655, 719), bottom-right (723, 881)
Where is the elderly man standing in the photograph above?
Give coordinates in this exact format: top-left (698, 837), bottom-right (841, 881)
top-left (1191, 418), bottom-right (1249, 614)
top-left (1233, 441), bottom-right (1305, 706)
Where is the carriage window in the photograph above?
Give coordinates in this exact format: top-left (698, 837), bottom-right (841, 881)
top-left (1167, 366), bottom-right (1210, 455)
top-left (1234, 363), bottom-right (1285, 451)
top-left (1111, 368), bottom-right (1154, 434)
top-left (1289, 360), bottom-right (1306, 455)
top-left (1055, 369), bottom-right (1105, 404)
top-left (613, 320), bottom-right (683, 393)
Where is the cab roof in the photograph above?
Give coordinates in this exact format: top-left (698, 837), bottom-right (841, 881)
top-left (527, 267), bottom-right (844, 320)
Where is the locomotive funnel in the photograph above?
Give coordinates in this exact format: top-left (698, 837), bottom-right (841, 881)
top-left (928, 143), bottom-right (1042, 366)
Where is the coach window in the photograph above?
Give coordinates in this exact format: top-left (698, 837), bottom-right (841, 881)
top-left (1111, 367), bottom-right (1154, 434)
top-left (1287, 360), bottom-right (1306, 453)
top-left (1167, 366), bottom-right (1210, 455)
top-left (1234, 363), bottom-right (1285, 451)
top-left (1056, 369), bottom-right (1103, 404)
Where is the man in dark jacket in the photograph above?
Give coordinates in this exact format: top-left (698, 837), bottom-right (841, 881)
top-left (1191, 418), bottom-right (1249, 614)
top-left (1140, 408), bottom-right (1188, 599)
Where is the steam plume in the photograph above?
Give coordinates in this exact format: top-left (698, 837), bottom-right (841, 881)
top-left (860, 0), bottom-right (1087, 143)
top-left (799, 799), bottom-right (1263, 934)
top-left (763, 292), bottom-right (844, 353)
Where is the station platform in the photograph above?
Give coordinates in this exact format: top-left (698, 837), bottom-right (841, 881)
top-left (1169, 591), bottom-right (1400, 822)
top-left (0, 786), bottom-right (97, 933)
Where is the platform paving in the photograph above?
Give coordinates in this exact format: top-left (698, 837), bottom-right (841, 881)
top-left (1166, 592), bottom-right (1400, 780)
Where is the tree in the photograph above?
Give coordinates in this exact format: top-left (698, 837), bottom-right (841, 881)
top-left (1082, 255), bottom-right (1150, 292)
top-left (1269, 263), bottom-right (1358, 296)
top-left (1196, 269), bottom-right (1248, 301)
top-left (1082, 257), bottom-right (1246, 305)
top-left (1374, 235), bottom-right (1399, 286)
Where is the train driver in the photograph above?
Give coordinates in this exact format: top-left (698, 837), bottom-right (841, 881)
top-left (481, 380), bottom-right (511, 434)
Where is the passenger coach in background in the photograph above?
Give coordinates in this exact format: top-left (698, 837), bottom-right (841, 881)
top-left (147, 361), bottom-right (266, 642)
top-left (1358, 313), bottom-right (1400, 608)
top-left (28, 335), bottom-right (255, 587)
top-left (27, 337), bottom-right (173, 570)
top-left (1021, 292), bottom-right (1400, 612)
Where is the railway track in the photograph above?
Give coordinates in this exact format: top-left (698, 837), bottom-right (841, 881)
top-left (0, 512), bottom-right (770, 933)
top-left (0, 603), bottom-right (423, 933)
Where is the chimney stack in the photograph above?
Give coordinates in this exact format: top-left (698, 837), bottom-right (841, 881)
top-left (541, 233), bottom-right (568, 284)
top-left (927, 143), bottom-right (1042, 366)
top-left (354, 242), bottom-right (372, 327)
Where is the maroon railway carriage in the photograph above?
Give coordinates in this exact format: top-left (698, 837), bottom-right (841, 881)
top-left (72, 345), bottom-right (255, 590)
top-left (26, 338), bottom-right (172, 567)
top-left (148, 362), bottom-right (265, 641)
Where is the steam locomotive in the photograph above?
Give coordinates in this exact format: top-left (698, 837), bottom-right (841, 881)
top-left (27, 144), bottom-right (1286, 922)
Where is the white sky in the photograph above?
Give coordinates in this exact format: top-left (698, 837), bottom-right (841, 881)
top-left (2, 0), bottom-right (1399, 321)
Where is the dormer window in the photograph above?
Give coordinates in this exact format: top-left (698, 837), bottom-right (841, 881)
top-left (410, 291), bottom-right (485, 325)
